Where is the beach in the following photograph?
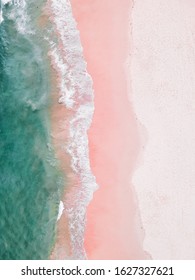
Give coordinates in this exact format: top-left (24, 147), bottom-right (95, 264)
top-left (70, 0), bottom-right (147, 259)
top-left (50, 0), bottom-right (195, 260)
top-left (131, 0), bottom-right (195, 259)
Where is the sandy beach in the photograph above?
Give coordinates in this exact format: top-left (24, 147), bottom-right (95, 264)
top-left (131, 0), bottom-right (195, 259)
top-left (70, 0), bottom-right (147, 259)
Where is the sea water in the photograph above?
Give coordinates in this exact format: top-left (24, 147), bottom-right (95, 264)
top-left (0, 0), bottom-right (98, 260)
top-left (0, 0), bottom-right (64, 259)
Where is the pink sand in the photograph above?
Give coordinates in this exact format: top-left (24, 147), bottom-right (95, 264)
top-left (70, 0), bottom-right (147, 259)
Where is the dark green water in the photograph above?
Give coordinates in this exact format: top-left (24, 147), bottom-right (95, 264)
top-left (0, 2), bottom-right (63, 259)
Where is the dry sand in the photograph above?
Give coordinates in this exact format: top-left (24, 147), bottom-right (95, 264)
top-left (131, 0), bottom-right (195, 259)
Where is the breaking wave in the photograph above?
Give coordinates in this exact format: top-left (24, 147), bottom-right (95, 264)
top-left (0, 0), bottom-right (33, 34)
top-left (47, 0), bottom-right (98, 259)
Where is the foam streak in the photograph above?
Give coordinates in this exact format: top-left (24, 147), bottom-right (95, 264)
top-left (47, 0), bottom-right (98, 259)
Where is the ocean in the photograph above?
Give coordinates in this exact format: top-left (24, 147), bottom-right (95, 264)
top-left (0, 0), bottom-right (64, 259)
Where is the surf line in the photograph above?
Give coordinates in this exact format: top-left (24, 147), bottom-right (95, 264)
top-left (46, 0), bottom-right (99, 259)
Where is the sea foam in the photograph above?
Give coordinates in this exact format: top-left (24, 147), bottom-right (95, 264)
top-left (57, 201), bottom-right (64, 221)
top-left (0, 0), bottom-right (11, 23)
top-left (0, 0), bottom-right (32, 34)
top-left (47, 0), bottom-right (98, 259)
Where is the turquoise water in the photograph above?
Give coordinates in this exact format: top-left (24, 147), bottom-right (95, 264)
top-left (0, 2), bottom-right (63, 259)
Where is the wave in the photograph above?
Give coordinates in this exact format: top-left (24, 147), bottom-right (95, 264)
top-left (46, 0), bottom-right (99, 259)
top-left (57, 201), bottom-right (64, 221)
top-left (0, 0), bottom-right (33, 34)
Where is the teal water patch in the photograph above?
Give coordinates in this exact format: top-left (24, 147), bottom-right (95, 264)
top-left (0, 2), bottom-right (64, 260)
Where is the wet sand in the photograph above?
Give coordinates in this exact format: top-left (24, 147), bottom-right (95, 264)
top-left (70, 0), bottom-right (147, 259)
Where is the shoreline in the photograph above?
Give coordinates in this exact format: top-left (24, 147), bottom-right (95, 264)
top-left (49, 67), bottom-right (73, 259)
top-left (39, 5), bottom-right (74, 259)
top-left (70, 0), bottom-right (148, 259)
top-left (44, 0), bottom-right (98, 259)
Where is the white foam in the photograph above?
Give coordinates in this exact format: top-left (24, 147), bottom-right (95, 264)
top-left (57, 201), bottom-right (64, 221)
top-left (47, 0), bottom-right (98, 259)
top-left (0, 0), bottom-right (32, 34)
top-left (0, 9), bottom-right (3, 24)
top-left (1, 1), bottom-right (12, 23)
top-left (2, 0), bottom-right (12, 5)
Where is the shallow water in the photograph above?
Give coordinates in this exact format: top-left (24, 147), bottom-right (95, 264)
top-left (0, 1), bottom-right (64, 259)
